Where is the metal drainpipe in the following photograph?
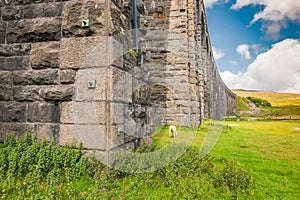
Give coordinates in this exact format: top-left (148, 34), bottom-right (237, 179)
top-left (132, 0), bottom-right (141, 149)
top-left (104, 0), bottom-right (111, 165)
top-left (132, 0), bottom-right (139, 51)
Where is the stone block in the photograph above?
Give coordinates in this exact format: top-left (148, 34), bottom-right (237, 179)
top-left (0, 122), bottom-right (36, 142)
top-left (13, 86), bottom-right (43, 101)
top-left (59, 70), bottom-right (77, 84)
top-left (1, 5), bottom-right (23, 21)
top-left (111, 103), bottom-right (124, 124)
top-left (111, 67), bottom-right (132, 102)
top-left (60, 102), bottom-right (73, 124)
top-left (27, 101), bottom-right (60, 123)
top-left (0, 84), bottom-right (13, 101)
top-left (123, 104), bottom-right (137, 134)
top-left (0, 22), bottom-right (6, 44)
top-left (133, 67), bottom-right (144, 81)
top-left (132, 83), bottom-right (150, 105)
top-left (0, 71), bottom-right (13, 100)
top-left (58, 124), bottom-right (81, 147)
top-left (62, 0), bottom-right (113, 38)
top-left (60, 36), bottom-right (109, 69)
top-left (23, 2), bottom-right (64, 19)
top-left (13, 85), bottom-right (73, 102)
top-left (59, 124), bottom-right (107, 150)
top-left (36, 123), bottom-right (59, 143)
top-left (77, 124), bottom-right (107, 150)
top-left (6, 18), bottom-right (61, 43)
top-left (110, 39), bottom-right (124, 68)
top-left (110, 2), bottom-right (130, 31)
top-left (13, 69), bottom-right (59, 85)
top-left (73, 67), bottom-right (107, 101)
top-left (2, 2), bottom-right (64, 20)
top-left (39, 85), bottom-right (74, 101)
top-left (110, 125), bottom-right (125, 148)
top-left (61, 101), bottom-right (106, 125)
top-left (0, 43), bottom-right (31, 57)
top-left (0, 56), bottom-right (30, 70)
top-left (0, 101), bottom-right (26, 122)
top-left (6, 0), bottom-right (53, 6)
top-left (30, 41), bottom-right (60, 69)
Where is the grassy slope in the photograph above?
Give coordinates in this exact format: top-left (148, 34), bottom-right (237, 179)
top-left (233, 90), bottom-right (300, 118)
top-left (233, 90), bottom-right (300, 107)
top-left (234, 96), bottom-right (251, 111)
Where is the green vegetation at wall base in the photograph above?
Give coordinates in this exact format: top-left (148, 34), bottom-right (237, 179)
top-left (1, 119), bottom-right (300, 199)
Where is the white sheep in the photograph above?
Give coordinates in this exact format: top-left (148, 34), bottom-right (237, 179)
top-left (168, 125), bottom-right (177, 138)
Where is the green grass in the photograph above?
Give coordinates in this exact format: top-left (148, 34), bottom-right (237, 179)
top-left (270, 105), bottom-right (300, 119)
top-left (212, 120), bottom-right (300, 199)
top-left (152, 120), bottom-right (300, 199)
top-left (1, 120), bottom-right (300, 199)
top-left (234, 96), bottom-right (251, 111)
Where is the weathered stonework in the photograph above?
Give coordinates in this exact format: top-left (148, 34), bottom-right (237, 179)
top-left (0, 0), bottom-right (235, 158)
top-left (30, 41), bottom-right (60, 69)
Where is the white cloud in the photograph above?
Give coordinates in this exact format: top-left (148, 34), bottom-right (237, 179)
top-left (236, 43), bottom-right (262, 61)
top-left (204, 0), bottom-right (219, 8)
top-left (261, 22), bottom-right (282, 39)
top-left (212, 47), bottom-right (225, 60)
top-left (236, 44), bottom-right (251, 61)
top-left (204, 0), bottom-right (229, 8)
top-left (229, 60), bottom-right (238, 65)
top-left (221, 38), bottom-right (300, 93)
top-left (231, 0), bottom-right (300, 38)
top-left (250, 44), bottom-right (262, 54)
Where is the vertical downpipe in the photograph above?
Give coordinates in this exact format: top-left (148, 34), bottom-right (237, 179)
top-left (132, 0), bottom-right (139, 51)
top-left (105, 0), bottom-right (112, 165)
top-left (132, 0), bottom-right (140, 148)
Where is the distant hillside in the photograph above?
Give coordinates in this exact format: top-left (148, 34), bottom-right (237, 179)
top-left (232, 90), bottom-right (300, 119)
top-left (233, 90), bottom-right (300, 107)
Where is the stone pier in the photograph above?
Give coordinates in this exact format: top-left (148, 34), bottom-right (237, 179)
top-left (0, 0), bottom-right (236, 156)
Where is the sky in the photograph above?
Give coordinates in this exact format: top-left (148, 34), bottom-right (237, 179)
top-left (204, 0), bottom-right (300, 93)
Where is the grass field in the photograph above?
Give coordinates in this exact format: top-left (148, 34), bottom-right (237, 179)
top-left (1, 119), bottom-right (299, 199)
top-left (152, 119), bottom-right (300, 199)
top-left (212, 120), bottom-right (300, 199)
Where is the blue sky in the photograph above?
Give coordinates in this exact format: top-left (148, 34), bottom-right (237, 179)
top-left (204, 0), bottom-right (300, 93)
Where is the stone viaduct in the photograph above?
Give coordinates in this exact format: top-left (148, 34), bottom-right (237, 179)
top-left (0, 0), bottom-right (236, 154)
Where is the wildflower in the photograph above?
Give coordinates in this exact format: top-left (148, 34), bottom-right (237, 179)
top-left (103, 187), bottom-right (108, 193)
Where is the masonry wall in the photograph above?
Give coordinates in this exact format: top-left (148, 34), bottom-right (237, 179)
top-left (141, 0), bottom-right (236, 126)
top-left (0, 0), bottom-right (236, 154)
top-left (0, 0), bottom-right (137, 152)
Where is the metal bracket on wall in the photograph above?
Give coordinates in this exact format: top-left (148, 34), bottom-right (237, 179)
top-left (118, 128), bottom-right (122, 136)
top-left (157, 6), bottom-right (163, 13)
top-left (88, 80), bottom-right (96, 89)
top-left (138, 53), bottom-right (143, 66)
top-left (81, 19), bottom-right (90, 27)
